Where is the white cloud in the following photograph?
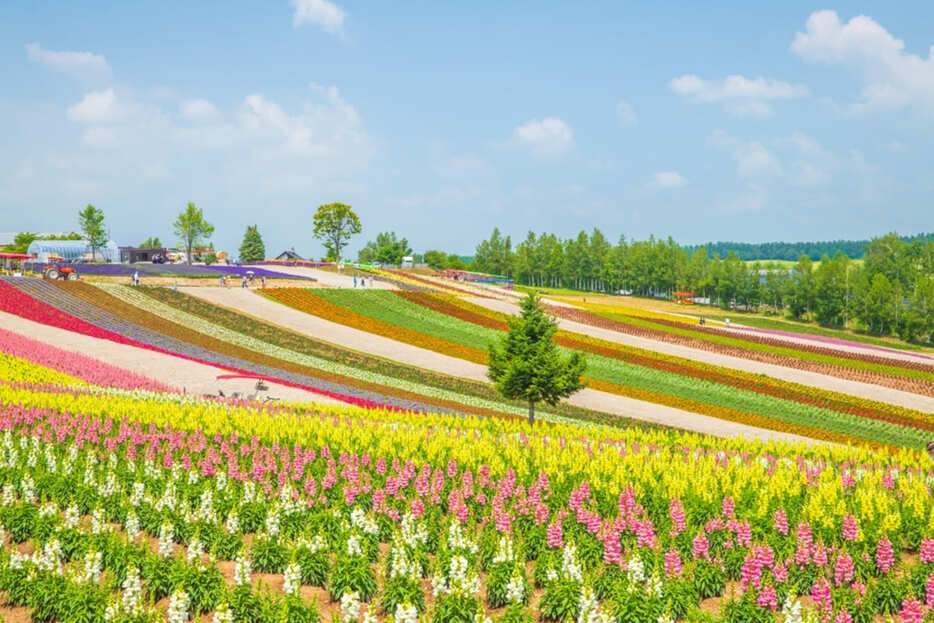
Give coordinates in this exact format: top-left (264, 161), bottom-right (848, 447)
top-left (709, 130), bottom-right (782, 178)
top-left (512, 117), bottom-right (574, 158)
top-left (790, 161), bottom-right (829, 188)
top-left (26, 42), bottom-right (111, 81)
top-left (786, 131), bottom-right (828, 158)
top-left (669, 74), bottom-right (808, 117)
top-left (648, 171), bottom-right (687, 189)
top-left (721, 184), bottom-right (767, 213)
top-left (791, 10), bottom-right (934, 113)
top-left (180, 98), bottom-right (219, 121)
top-left (616, 99), bottom-right (636, 124)
top-left (290, 0), bottom-right (345, 34)
top-left (82, 127), bottom-right (118, 149)
top-left (66, 89), bottom-right (120, 123)
top-left (781, 131), bottom-right (832, 187)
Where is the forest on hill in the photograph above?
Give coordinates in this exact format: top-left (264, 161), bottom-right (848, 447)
top-left (682, 232), bottom-right (934, 261)
top-left (444, 230), bottom-right (934, 343)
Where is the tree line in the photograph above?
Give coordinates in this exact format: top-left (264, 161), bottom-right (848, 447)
top-left (463, 229), bottom-right (934, 343)
top-left (683, 232), bottom-right (934, 262)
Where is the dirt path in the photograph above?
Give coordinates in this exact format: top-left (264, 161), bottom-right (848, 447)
top-left (253, 265), bottom-right (396, 289)
top-left (82, 275), bottom-right (315, 289)
top-left (0, 310), bottom-right (346, 406)
top-left (185, 288), bottom-right (816, 444)
top-left (467, 297), bottom-right (934, 413)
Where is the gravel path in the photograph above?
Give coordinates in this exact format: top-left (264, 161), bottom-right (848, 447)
top-left (467, 297), bottom-right (934, 413)
top-left (0, 309), bottom-right (345, 406)
top-left (186, 288), bottom-right (817, 444)
top-left (253, 265), bottom-right (396, 289)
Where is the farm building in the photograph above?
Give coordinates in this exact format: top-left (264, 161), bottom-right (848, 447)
top-left (275, 249), bottom-right (304, 261)
top-left (119, 246), bottom-right (169, 263)
top-left (27, 239), bottom-right (119, 263)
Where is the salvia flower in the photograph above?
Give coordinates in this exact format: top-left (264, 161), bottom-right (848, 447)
top-left (167, 589), bottom-right (189, 623)
top-left (920, 539), bottom-right (934, 564)
top-left (773, 508), bottom-right (789, 536)
top-left (758, 584), bottom-right (778, 611)
top-left (841, 515), bottom-right (859, 542)
top-left (899, 596), bottom-right (923, 623)
top-left (834, 552), bottom-right (854, 587)
top-left (876, 537), bottom-right (895, 573)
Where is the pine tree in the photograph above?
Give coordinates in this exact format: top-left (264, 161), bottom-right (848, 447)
top-left (487, 292), bottom-right (586, 424)
top-left (239, 225), bottom-right (266, 263)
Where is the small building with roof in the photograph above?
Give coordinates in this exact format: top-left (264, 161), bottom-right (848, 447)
top-left (275, 248), bottom-right (304, 261)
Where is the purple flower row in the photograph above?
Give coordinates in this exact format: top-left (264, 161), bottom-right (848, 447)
top-left (22, 262), bottom-right (313, 280)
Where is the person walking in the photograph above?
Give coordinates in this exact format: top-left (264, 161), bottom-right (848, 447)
top-left (353, 274), bottom-right (358, 288)
top-left (133, 270), bottom-right (139, 286)
top-left (360, 277), bottom-right (365, 288)
top-left (241, 275), bottom-right (248, 288)
top-left (261, 276), bottom-right (266, 289)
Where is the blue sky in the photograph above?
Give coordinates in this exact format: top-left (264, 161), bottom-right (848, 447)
top-left (1, 2), bottom-right (933, 259)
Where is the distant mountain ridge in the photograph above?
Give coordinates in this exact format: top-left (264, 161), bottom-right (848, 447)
top-left (683, 232), bottom-right (934, 261)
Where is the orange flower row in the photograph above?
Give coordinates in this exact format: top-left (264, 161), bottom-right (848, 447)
top-left (265, 289), bottom-right (489, 365)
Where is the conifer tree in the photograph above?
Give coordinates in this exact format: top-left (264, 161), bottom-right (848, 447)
top-left (239, 225), bottom-right (266, 262)
top-left (487, 292), bottom-right (586, 424)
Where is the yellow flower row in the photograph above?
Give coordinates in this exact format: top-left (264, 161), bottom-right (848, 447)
top-left (2, 381), bottom-right (932, 538)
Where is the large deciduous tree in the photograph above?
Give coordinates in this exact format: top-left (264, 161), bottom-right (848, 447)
top-left (238, 225), bottom-right (266, 263)
top-left (473, 228), bottom-right (512, 276)
top-left (312, 203), bottom-right (361, 262)
top-left (357, 231), bottom-right (411, 265)
top-left (78, 204), bottom-right (107, 262)
top-left (423, 250), bottom-right (448, 270)
top-left (139, 236), bottom-right (163, 248)
top-left (173, 202), bottom-right (214, 265)
top-left (487, 292), bottom-right (586, 425)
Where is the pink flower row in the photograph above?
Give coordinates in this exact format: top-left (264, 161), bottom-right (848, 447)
top-left (0, 281), bottom-right (399, 410)
top-left (0, 326), bottom-right (172, 393)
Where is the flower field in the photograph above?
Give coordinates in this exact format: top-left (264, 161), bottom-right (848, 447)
top-left (547, 302), bottom-right (934, 396)
top-left (263, 288), bottom-right (934, 449)
top-left (0, 327), bottom-right (172, 393)
top-left (1, 358), bottom-right (934, 623)
top-left (6, 277), bottom-right (934, 622)
top-left (0, 278), bottom-right (639, 428)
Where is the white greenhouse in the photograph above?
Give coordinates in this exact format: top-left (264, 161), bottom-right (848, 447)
top-left (26, 239), bottom-right (119, 263)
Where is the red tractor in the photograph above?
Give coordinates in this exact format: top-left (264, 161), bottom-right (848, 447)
top-left (42, 264), bottom-right (78, 280)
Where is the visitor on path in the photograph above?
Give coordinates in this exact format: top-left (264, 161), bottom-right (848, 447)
top-left (132, 271), bottom-right (139, 286)
top-left (219, 275), bottom-right (224, 287)
top-left (241, 276), bottom-right (248, 288)
top-left (261, 276), bottom-right (266, 288)
top-left (360, 277), bottom-right (365, 288)
top-left (353, 275), bottom-right (358, 288)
